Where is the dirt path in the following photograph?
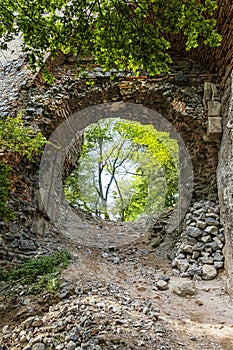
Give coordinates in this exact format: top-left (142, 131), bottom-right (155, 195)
top-left (1, 220), bottom-right (233, 349)
top-left (60, 237), bottom-right (233, 349)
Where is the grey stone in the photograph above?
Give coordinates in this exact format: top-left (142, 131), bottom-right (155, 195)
top-left (201, 235), bottom-right (212, 243)
top-left (197, 220), bottom-right (207, 229)
top-left (175, 259), bottom-right (190, 273)
top-left (213, 237), bottom-right (224, 248)
top-left (187, 264), bottom-right (202, 277)
top-left (156, 280), bottom-right (169, 290)
top-left (199, 213), bottom-right (206, 221)
top-left (32, 344), bottom-right (46, 350)
top-left (171, 281), bottom-right (196, 297)
top-left (214, 261), bottom-right (224, 269)
top-left (186, 226), bottom-right (203, 238)
top-left (159, 275), bottom-right (170, 282)
top-left (172, 269), bottom-right (180, 276)
top-left (193, 208), bottom-right (205, 216)
top-left (181, 244), bottom-right (193, 254)
top-left (202, 265), bottom-right (217, 280)
top-left (18, 240), bottom-right (36, 251)
top-left (67, 341), bottom-right (76, 350)
top-left (200, 251), bottom-right (210, 258)
top-left (213, 253), bottom-right (224, 262)
top-left (199, 257), bottom-right (214, 265)
top-left (192, 251), bottom-right (200, 259)
top-left (184, 236), bottom-right (197, 245)
top-left (176, 253), bottom-right (186, 260)
top-left (193, 203), bottom-right (203, 210)
top-left (193, 242), bottom-right (205, 252)
top-left (205, 241), bottom-right (219, 251)
top-left (112, 256), bottom-right (120, 264)
top-left (205, 226), bottom-right (218, 235)
top-left (206, 212), bottom-right (219, 219)
top-left (205, 217), bottom-right (220, 226)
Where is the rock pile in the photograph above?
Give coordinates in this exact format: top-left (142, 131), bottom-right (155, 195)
top-left (171, 201), bottom-right (224, 280)
top-left (0, 282), bottom-right (173, 350)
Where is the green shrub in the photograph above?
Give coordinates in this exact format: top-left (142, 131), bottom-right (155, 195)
top-left (0, 114), bottom-right (47, 220)
top-left (0, 114), bottom-right (47, 160)
top-left (1, 250), bottom-right (72, 294)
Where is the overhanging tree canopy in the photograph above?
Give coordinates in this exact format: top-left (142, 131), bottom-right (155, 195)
top-left (0, 0), bottom-right (221, 74)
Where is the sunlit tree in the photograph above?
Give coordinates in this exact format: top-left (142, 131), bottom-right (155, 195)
top-left (0, 1), bottom-right (221, 74)
top-left (64, 118), bottom-right (179, 221)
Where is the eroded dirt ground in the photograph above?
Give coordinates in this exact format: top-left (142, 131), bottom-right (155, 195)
top-left (0, 221), bottom-right (233, 350)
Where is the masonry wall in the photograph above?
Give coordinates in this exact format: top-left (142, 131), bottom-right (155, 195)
top-left (167, 0), bottom-right (233, 295)
top-left (1, 0), bottom-right (233, 293)
top-left (218, 71), bottom-right (233, 295)
top-left (0, 55), bottom-right (221, 267)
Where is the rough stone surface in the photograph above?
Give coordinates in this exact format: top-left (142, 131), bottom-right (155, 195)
top-left (171, 281), bottom-right (196, 297)
top-left (202, 265), bottom-right (217, 280)
top-left (156, 280), bottom-right (169, 291)
top-left (0, 52), bottom-right (221, 266)
top-left (218, 70), bottom-right (233, 296)
top-left (207, 116), bottom-right (222, 135)
top-left (0, 35), bottom-right (231, 296)
top-left (171, 201), bottom-right (224, 280)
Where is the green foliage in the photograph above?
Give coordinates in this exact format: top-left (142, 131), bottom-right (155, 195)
top-left (1, 250), bottom-right (72, 294)
top-left (0, 114), bottom-right (47, 160)
top-left (122, 168), bottom-right (149, 222)
top-left (0, 0), bottom-right (221, 74)
top-left (115, 120), bottom-right (179, 207)
top-left (0, 161), bottom-right (12, 220)
top-left (0, 114), bottom-right (47, 221)
top-left (41, 68), bottom-right (55, 85)
top-left (64, 118), bottom-right (179, 221)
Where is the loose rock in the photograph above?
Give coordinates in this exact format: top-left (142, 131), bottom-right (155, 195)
top-left (202, 265), bottom-right (217, 280)
top-left (171, 281), bottom-right (196, 297)
top-left (171, 201), bottom-right (224, 280)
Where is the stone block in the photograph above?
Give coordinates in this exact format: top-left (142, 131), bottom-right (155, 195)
top-left (203, 82), bottom-right (220, 108)
top-left (207, 100), bottom-right (221, 117)
top-left (207, 117), bottom-right (222, 135)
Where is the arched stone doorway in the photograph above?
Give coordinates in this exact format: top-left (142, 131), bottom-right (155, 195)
top-left (1, 53), bottom-right (226, 288)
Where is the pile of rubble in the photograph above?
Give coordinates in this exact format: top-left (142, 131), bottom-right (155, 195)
top-left (0, 281), bottom-right (172, 350)
top-left (171, 201), bottom-right (225, 280)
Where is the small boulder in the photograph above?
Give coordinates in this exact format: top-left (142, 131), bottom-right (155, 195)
top-left (187, 226), bottom-right (203, 238)
top-left (156, 280), bottom-right (169, 291)
top-left (202, 265), bottom-right (217, 280)
top-left (175, 259), bottom-right (190, 273)
top-left (171, 280), bottom-right (196, 297)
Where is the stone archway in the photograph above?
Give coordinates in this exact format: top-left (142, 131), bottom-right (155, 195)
top-left (25, 60), bottom-right (219, 203)
top-left (39, 101), bottom-right (193, 247)
top-left (1, 53), bottom-right (226, 288)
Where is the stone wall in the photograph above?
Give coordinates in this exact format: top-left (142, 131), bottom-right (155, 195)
top-left (0, 55), bottom-right (222, 267)
top-left (24, 55), bottom-right (220, 202)
top-left (217, 71), bottom-right (233, 296)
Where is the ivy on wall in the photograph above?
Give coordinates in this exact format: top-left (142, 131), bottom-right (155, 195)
top-left (0, 115), bottom-right (47, 221)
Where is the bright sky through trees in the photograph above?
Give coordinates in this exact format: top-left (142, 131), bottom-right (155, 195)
top-left (64, 118), bottom-right (179, 221)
